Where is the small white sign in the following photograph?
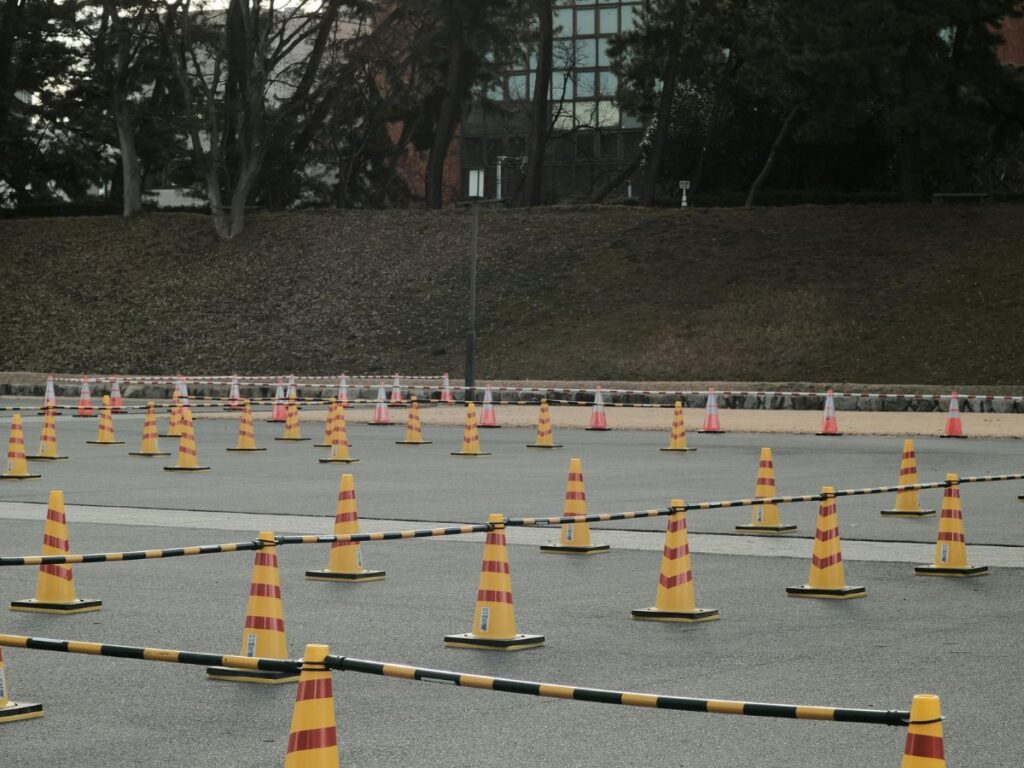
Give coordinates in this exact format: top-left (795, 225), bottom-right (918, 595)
top-left (678, 180), bottom-right (691, 190)
top-left (468, 169), bottom-right (485, 199)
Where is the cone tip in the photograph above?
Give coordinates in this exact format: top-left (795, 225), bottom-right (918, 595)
top-left (257, 530), bottom-right (276, 543)
top-left (945, 472), bottom-right (959, 482)
top-left (340, 473), bottom-right (355, 490)
top-left (302, 643), bottom-right (331, 662)
top-left (569, 457), bottom-right (582, 471)
top-left (48, 489), bottom-right (64, 505)
top-left (909, 693), bottom-right (942, 721)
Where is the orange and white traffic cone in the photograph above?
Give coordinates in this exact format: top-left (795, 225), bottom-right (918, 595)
top-left (389, 373), bottom-right (404, 406)
top-left (283, 644), bottom-right (338, 767)
top-left (816, 389), bottom-right (841, 436)
top-left (585, 386), bottom-right (610, 431)
top-left (306, 474), bottom-right (384, 582)
top-left (129, 401), bottom-right (170, 457)
top-left (698, 387), bottom-right (724, 433)
top-left (541, 457), bottom-right (608, 554)
top-left (315, 398), bottom-right (337, 447)
top-left (110, 375), bottom-right (125, 413)
top-left (881, 439), bottom-right (935, 517)
top-left (1, 415), bottom-right (41, 480)
top-left (786, 488), bottom-right (865, 598)
top-left (226, 376), bottom-right (242, 411)
top-left (439, 372), bottom-right (454, 404)
top-left (38, 374), bottom-right (57, 415)
top-left (267, 380), bottom-right (287, 423)
top-left (445, 514), bottom-right (544, 650)
top-left (73, 377), bottom-right (94, 418)
top-left (0, 647), bottom-right (44, 723)
top-left (940, 391), bottom-right (965, 438)
top-left (163, 407), bottom-right (210, 472)
top-left (11, 490), bottom-right (102, 613)
top-left (396, 397), bottom-right (431, 445)
top-left (319, 404), bottom-right (358, 463)
top-left (337, 374), bottom-right (349, 406)
top-left (451, 402), bottom-right (489, 456)
top-left (275, 400), bottom-right (310, 442)
top-left (632, 501), bottom-right (719, 622)
top-left (86, 395), bottom-right (125, 445)
top-left (900, 694), bottom-right (946, 768)
top-left (28, 406), bottom-right (67, 461)
top-left (478, 386), bottom-right (500, 428)
top-left (227, 400), bottom-right (266, 452)
top-left (208, 532), bottom-right (299, 683)
top-left (160, 390), bottom-right (182, 438)
top-left (736, 447), bottom-right (796, 533)
top-left (915, 474), bottom-right (987, 576)
top-left (526, 399), bottom-right (562, 448)
top-left (660, 401), bottom-right (696, 452)
top-left (368, 384), bottom-right (391, 425)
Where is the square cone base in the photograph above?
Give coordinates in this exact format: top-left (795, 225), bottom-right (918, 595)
top-left (27, 455), bottom-right (69, 461)
top-left (305, 568), bottom-right (386, 582)
top-left (939, 435), bottom-right (967, 439)
top-left (366, 422), bottom-right (393, 426)
top-left (0, 701), bottom-right (43, 723)
top-left (735, 523), bottom-right (797, 534)
top-left (786, 585), bottom-right (866, 599)
top-left (163, 466), bottom-right (211, 472)
top-left (527, 444), bottom-right (563, 449)
top-left (313, 442), bottom-right (331, 447)
top-left (11, 597), bottom-right (102, 614)
top-left (206, 666), bottom-right (299, 684)
top-left (697, 429), bottom-right (724, 434)
top-left (72, 414), bottom-right (97, 418)
top-left (86, 441), bottom-right (125, 445)
top-left (451, 451), bottom-right (491, 457)
top-left (443, 632), bottom-right (545, 651)
top-left (631, 607), bottom-right (720, 623)
top-left (915, 564), bottom-right (988, 577)
top-left (880, 508), bottom-right (936, 517)
top-left (318, 457), bottom-right (360, 464)
top-left (478, 425), bottom-right (501, 429)
top-left (226, 447), bottom-right (267, 452)
top-left (585, 427), bottom-right (612, 432)
top-left (129, 451), bottom-right (171, 457)
top-left (0, 474), bottom-right (42, 480)
top-left (395, 440), bottom-right (433, 445)
top-left (815, 432), bottom-right (843, 436)
top-left (660, 447), bottom-right (697, 452)
top-left (539, 543), bottom-right (610, 555)
top-left (274, 437), bottom-right (311, 442)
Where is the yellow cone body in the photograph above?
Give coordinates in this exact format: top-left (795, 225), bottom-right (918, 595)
top-left (529, 400), bottom-right (557, 447)
top-left (0, 647), bottom-right (43, 722)
top-left (888, 439), bottom-right (930, 514)
top-left (138, 402), bottom-right (163, 453)
top-left (281, 402), bottom-right (304, 440)
top-left (166, 391), bottom-right (183, 437)
top-left (321, 475), bottom-right (378, 576)
top-left (3, 415), bottom-right (39, 478)
top-left (558, 458), bottom-right (596, 548)
top-left (88, 395), bottom-right (122, 444)
top-left (317, 398), bottom-right (337, 446)
top-left (233, 401), bottom-right (260, 450)
top-left (916, 474), bottom-right (987, 576)
top-left (320, 405), bottom-right (356, 462)
top-left (241, 532), bottom-right (290, 660)
top-left (452, 402), bottom-right (486, 455)
top-left (32, 407), bottom-right (62, 458)
top-left (663, 401), bottom-right (692, 450)
top-left (900, 694), bottom-right (946, 768)
top-left (166, 407), bottom-right (207, 470)
top-left (737, 447), bottom-right (796, 532)
top-left (786, 488), bottom-right (864, 598)
top-left (284, 644), bottom-right (339, 768)
top-left (400, 398), bottom-right (426, 443)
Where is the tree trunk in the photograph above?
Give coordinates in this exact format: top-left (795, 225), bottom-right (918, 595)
top-left (745, 106), bottom-right (799, 208)
top-left (113, 108), bottom-right (143, 218)
top-left (639, 54), bottom-right (680, 205)
top-left (425, 13), bottom-right (465, 209)
top-left (522, 0), bottom-right (553, 206)
top-left (589, 150), bottom-right (642, 204)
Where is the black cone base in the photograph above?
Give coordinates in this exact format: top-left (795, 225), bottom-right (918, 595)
top-left (305, 568), bottom-right (385, 582)
top-left (264, 419), bottom-right (286, 424)
top-left (451, 452), bottom-right (491, 456)
top-left (396, 441), bottom-right (433, 445)
top-left (526, 444), bottom-right (563, 449)
top-left (815, 432), bottom-right (843, 436)
top-left (366, 422), bottom-right (393, 426)
top-left (86, 441), bottom-right (126, 445)
top-left (939, 435), bottom-right (967, 439)
top-left (539, 543), bottom-right (610, 555)
top-left (72, 414), bottom-right (96, 418)
top-left (318, 457), bottom-right (360, 464)
top-left (478, 425), bottom-right (501, 429)
top-left (314, 442), bottom-right (331, 447)
top-left (915, 564), bottom-right (988, 577)
top-left (158, 433), bottom-right (181, 438)
top-left (880, 508), bottom-right (936, 517)
top-left (585, 427), bottom-right (611, 432)
top-left (10, 597), bottom-right (102, 614)
top-left (274, 437), bottom-right (311, 442)
top-left (27, 455), bottom-right (69, 461)
top-left (163, 466), bottom-right (211, 472)
top-left (0, 701), bottom-right (43, 723)
top-left (631, 607), bottom-right (720, 623)
top-left (660, 447), bottom-right (697, 452)
top-left (129, 451), bottom-right (171, 457)
top-left (735, 523), bottom-right (797, 534)
top-left (786, 585), bottom-right (865, 599)
top-left (443, 632), bottom-right (545, 651)
top-left (0, 474), bottom-right (41, 480)
top-left (206, 666), bottom-right (299, 684)
top-left (698, 429), bottom-right (724, 434)
top-left (226, 447), bottom-right (267, 452)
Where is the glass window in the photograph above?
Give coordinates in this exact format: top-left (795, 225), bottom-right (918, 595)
top-left (599, 71), bottom-right (618, 97)
top-left (575, 101), bottom-right (598, 127)
top-left (598, 37), bottom-right (614, 66)
top-left (553, 8), bottom-right (572, 37)
top-left (575, 39), bottom-right (596, 67)
top-left (551, 72), bottom-right (574, 101)
top-left (487, 81), bottom-right (504, 101)
top-left (508, 74), bottom-right (529, 100)
top-left (621, 4), bottom-right (639, 31)
top-left (597, 101), bottom-right (620, 127)
top-left (576, 71), bottom-right (596, 97)
top-left (599, 8), bottom-right (617, 34)
top-left (622, 111), bottom-right (642, 129)
top-left (553, 104), bottom-right (575, 131)
top-left (575, 9), bottom-right (595, 35)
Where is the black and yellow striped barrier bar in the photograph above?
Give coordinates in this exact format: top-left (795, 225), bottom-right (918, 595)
top-left (513, 508), bottom-right (671, 527)
top-left (0, 633), bottom-right (300, 674)
top-left (277, 523), bottom-right (493, 546)
top-left (0, 539), bottom-right (264, 567)
top-left (0, 633), bottom-right (911, 726)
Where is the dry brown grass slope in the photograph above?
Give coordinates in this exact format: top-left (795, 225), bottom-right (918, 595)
top-left (0, 204), bottom-right (1021, 384)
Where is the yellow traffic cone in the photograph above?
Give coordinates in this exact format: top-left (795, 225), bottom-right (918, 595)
top-left (318, 404), bottom-right (358, 463)
top-left (164, 407), bottom-right (210, 472)
top-left (736, 447), bottom-right (796, 533)
top-left (915, 474), bottom-right (987, 577)
top-left (208, 532), bottom-right (299, 683)
top-left (396, 397), bottom-right (432, 445)
top-left (27, 406), bottom-right (67, 460)
top-left (276, 401), bottom-right (310, 442)
top-left (632, 501), bottom-right (719, 622)
top-left (900, 694), bottom-right (946, 767)
top-left (1, 415), bottom-right (41, 480)
top-left (314, 398), bottom-right (337, 447)
top-left (541, 457), bottom-right (608, 554)
top-left (283, 644), bottom-right (339, 768)
top-left (0, 648), bottom-right (43, 723)
top-left (306, 474), bottom-right (384, 582)
top-left (160, 390), bottom-right (182, 438)
top-left (787, 488), bottom-right (865, 598)
top-left (445, 515), bottom-right (544, 650)
top-left (882, 439), bottom-right (935, 517)
top-left (86, 395), bottom-right (125, 445)
top-left (129, 401), bottom-right (170, 457)
top-left (451, 402), bottom-right (489, 456)
top-left (227, 400), bottom-right (266, 452)
top-left (11, 490), bottom-right (102, 613)
top-left (660, 401), bottom-right (696, 452)
top-left (526, 399), bottom-right (562, 448)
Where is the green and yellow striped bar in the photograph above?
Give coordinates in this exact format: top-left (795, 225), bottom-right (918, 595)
top-left (277, 523), bottom-right (493, 546)
top-left (0, 539), bottom-right (263, 567)
top-left (326, 656), bottom-right (910, 726)
top-left (0, 633), bottom-right (301, 673)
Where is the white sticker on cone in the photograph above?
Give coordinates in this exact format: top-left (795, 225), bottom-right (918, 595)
top-left (479, 606), bottom-right (490, 633)
top-left (246, 633), bottom-right (257, 657)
